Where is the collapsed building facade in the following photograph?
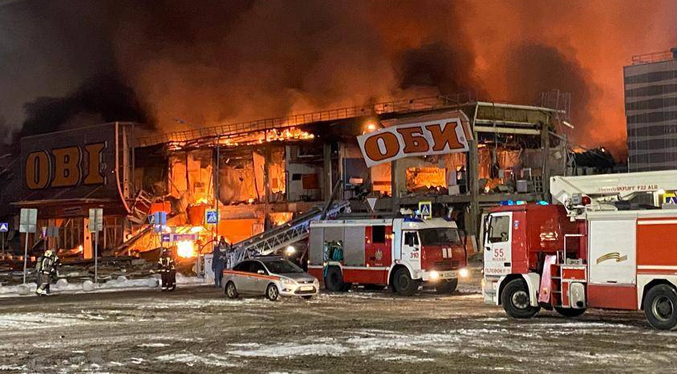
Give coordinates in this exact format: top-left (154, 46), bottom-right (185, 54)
top-left (135, 94), bottom-right (570, 248)
top-left (0, 94), bottom-right (571, 261)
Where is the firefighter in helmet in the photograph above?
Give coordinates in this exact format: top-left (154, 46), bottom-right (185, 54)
top-left (36, 249), bottom-right (60, 296)
top-left (158, 248), bottom-right (176, 291)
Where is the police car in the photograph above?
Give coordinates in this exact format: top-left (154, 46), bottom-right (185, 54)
top-left (223, 256), bottom-right (319, 301)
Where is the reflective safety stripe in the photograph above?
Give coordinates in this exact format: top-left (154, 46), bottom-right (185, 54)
top-left (223, 270), bottom-right (280, 281)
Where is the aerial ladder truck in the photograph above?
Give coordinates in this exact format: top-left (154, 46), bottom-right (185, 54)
top-left (482, 170), bottom-right (677, 330)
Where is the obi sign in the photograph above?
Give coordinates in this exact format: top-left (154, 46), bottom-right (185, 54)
top-left (25, 143), bottom-right (107, 190)
top-left (357, 111), bottom-right (472, 167)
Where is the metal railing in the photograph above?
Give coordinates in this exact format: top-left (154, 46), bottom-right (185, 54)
top-left (632, 50), bottom-right (676, 65)
top-left (137, 93), bottom-right (475, 147)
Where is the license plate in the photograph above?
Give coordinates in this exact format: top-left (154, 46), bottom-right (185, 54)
top-left (300, 286), bottom-right (314, 291)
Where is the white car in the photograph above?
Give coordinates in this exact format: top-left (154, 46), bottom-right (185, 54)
top-left (223, 256), bottom-right (319, 301)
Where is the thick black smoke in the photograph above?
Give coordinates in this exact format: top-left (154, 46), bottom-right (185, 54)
top-left (503, 42), bottom-right (601, 144)
top-left (1, 0), bottom-right (479, 145)
top-left (2, 0), bottom-right (675, 159)
top-left (17, 73), bottom-right (150, 139)
top-left (398, 42), bottom-right (479, 95)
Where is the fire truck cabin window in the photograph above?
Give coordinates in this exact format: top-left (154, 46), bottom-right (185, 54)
top-left (419, 228), bottom-right (461, 246)
top-left (489, 216), bottom-right (510, 243)
top-left (404, 232), bottom-right (419, 246)
top-left (372, 225), bottom-right (386, 243)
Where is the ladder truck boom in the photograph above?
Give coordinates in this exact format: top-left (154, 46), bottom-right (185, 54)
top-left (550, 170), bottom-right (677, 206)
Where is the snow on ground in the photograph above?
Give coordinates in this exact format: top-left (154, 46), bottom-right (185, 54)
top-left (2, 280), bottom-right (677, 373)
top-left (0, 275), bottom-right (208, 298)
top-left (155, 352), bottom-right (240, 367)
top-left (138, 343), bottom-right (170, 348)
top-left (0, 312), bottom-right (97, 330)
top-left (227, 342), bottom-right (348, 358)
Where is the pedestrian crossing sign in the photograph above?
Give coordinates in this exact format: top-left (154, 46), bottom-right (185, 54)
top-left (0, 223), bottom-right (8, 232)
top-left (205, 210), bottom-right (219, 224)
top-left (418, 201), bottom-right (432, 219)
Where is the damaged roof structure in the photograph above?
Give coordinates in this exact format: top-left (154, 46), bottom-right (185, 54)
top-left (0, 92), bottom-right (575, 263)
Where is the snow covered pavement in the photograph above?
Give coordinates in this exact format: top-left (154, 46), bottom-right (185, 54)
top-left (0, 284), bottom-right (675, 373)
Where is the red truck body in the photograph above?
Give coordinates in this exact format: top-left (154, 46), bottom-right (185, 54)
top-left (483, 203), bottom-right (677, 330)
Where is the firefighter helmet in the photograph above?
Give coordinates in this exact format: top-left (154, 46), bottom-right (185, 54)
top-left (44, 249), bottom-right (54, 257)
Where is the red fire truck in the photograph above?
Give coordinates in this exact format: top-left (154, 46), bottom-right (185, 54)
top-left (308, 217), bottom-right (469, 295)
top-left (483, 170), bottom-right (677, 329)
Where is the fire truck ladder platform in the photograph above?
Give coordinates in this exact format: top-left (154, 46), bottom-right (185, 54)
top-left (229, 201), bottom-right (349, 267)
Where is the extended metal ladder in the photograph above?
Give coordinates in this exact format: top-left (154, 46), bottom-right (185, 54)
top-left (227, 201), bottom-right (349, 267)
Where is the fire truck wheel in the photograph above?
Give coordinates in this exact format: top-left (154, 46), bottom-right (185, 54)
top-left (266, 283), bottom-right (280, 301)
top-left (501, 278), bottom-right (540, 319)
top-left (393, 268), bottom-right (421, 296)
top-left (324, 266), bottom-right (347, 292)
top-left (435, 279), bottom-right (458, 294)
top-left (644, 284), bottom-right (677, 330)
top-left (554, 307), bottom-right (586, 318)
top-left (225, 282), bottom-right (239, 299)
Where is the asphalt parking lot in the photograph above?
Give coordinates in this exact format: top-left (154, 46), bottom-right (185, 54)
top-left (1, 278), bottom-right (676, 374)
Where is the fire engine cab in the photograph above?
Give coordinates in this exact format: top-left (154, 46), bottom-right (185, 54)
top-left (308, 217), bottom-right (469, 296)
top-left (483, 170), bottom-right (677, 330)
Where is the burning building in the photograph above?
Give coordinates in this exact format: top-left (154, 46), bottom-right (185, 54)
top-left (2, 123), bottom-right (137, 261)
top-left (0, 93), bottom-right (571, 263)
top-left (133, 93), bottom-right (570, 246)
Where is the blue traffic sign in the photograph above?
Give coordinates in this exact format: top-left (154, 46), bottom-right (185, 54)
top-left (418, 201), bottom-right (432, 219)
top-left (162, 233), bottom-right (198, 242)
top-left (153, 212), bottom-right (167, 226)
top-left (205, 210), bottom-right (219, 224)
top-left (0, 223), bottom-right (8, 233)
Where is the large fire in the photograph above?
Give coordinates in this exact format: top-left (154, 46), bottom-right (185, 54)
top-left (406, 167), bottom-right (446, 191)
top-left (176, 240), bottom-right (196, 258)
top-left (217, 127), bottom-right (314, 148)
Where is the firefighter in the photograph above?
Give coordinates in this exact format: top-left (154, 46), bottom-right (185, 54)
top-left (158, 248), bottom-right (176, 291)
top-left (35, 249), bottom-right (60, 296)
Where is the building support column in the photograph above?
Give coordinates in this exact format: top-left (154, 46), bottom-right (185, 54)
top-left (83, 218), bottom-right (92, 260)
top-left (390, 160), bottom-right (406, 213)
top-left (467, 139), bottom-right (480, 237)
top-left (323, 142), bottom-right (333, 202)
top-left (263, 145), bottom-right (272, 230)
top-left (541, 122), bottom-right (551, 200)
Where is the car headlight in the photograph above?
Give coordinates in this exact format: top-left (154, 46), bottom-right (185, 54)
top-left (459, 268), bottom-right (469, 278)
top-left (429, 271), bottom-right (440, 280)
top-left (281, 278), bottom-right (297, 286)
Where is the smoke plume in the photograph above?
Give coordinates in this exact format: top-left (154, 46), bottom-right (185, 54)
top-left (1, 0), bottom-right (676, 160)
top-left (18, 74), bottom-right (149, 139)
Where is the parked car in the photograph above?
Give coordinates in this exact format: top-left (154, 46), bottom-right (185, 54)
top-left (223, 256), bottom-right (319, 301)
